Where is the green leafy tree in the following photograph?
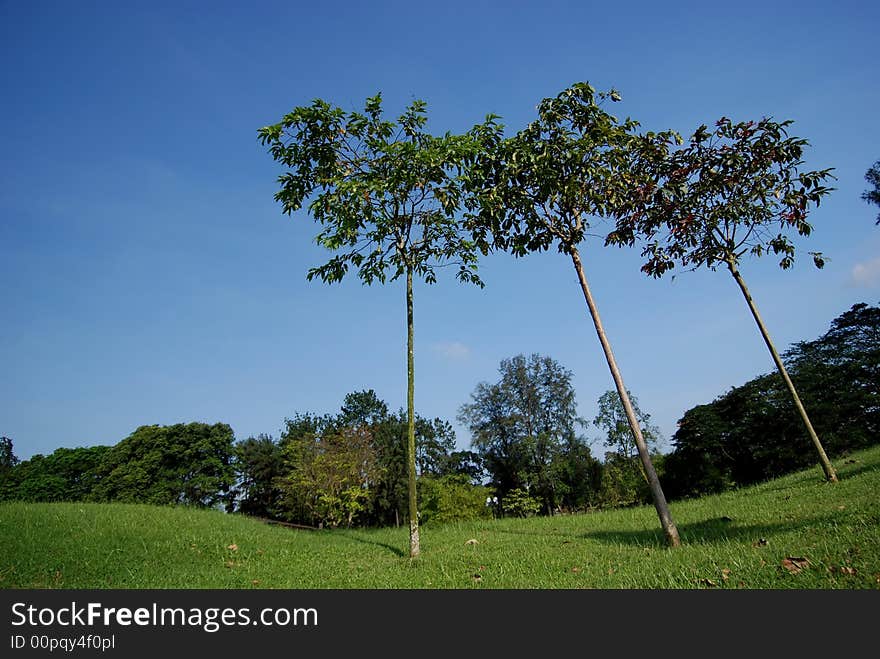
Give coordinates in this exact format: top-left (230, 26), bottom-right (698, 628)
top-left (0, 437), bottom-right (17, 470)
top-left (593, 391), bottom-right (660, 506)
top-left (440, 450), bottom-right (485, 483)
top-left (863, 160), bottom-right (880, 224)
top-left (615, 116), bottom-right (838, 482)
top-left (233, 434), bottom-right (284, 518)
top-left (783, 302), bottom-right (880, 450)
top-left (664, 302), bottom-right (880, 498)
top-left (280, 425), bottom-right (381, 528)
top-left (1, 445), bottom-right (109, 502)
top-left (459, 354), bottom-right (586, 515)
top-left (0, 437), bottom-right (18, 494)
top-left (599, 452), bottom-right (652, 508)
top-left (259, 95), bottom-right (500, 557)
top-left (593, 389), bottom-right (662, 461)
top-left (501, 487), bottom-right (542, 517)
top-left (338, 389), bottom-right (389, 428)
top-left (465, 83), bottom-right (681, 546)
top-left (553, 436), bottom-right (602, 512)
top-left (593, 389), bottom-right (663, 507)
top-left (91, 423), bottom-right (236, 508)
top-left (417, 474), bottom-right (493, 525)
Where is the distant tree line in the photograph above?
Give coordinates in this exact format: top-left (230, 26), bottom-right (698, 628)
top-left (2, 302), bottom-right (876, 522)
top-left (663, 302), bottom-right (879, 498)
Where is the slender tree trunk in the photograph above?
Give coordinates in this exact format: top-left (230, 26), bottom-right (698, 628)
top-left (570, 247), bottom-right (681, 547)
top-left (406, 266), bottom-right (421, 557)
top-left (726, 260), bottom-right (838, 482)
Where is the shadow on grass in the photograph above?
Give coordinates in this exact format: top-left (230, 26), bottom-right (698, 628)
top-left (757, 462), bottom-right (878, 494)
top-left (334, 530), bottom-right (406, 558)
top-left (834, 462), bottom-right (879, 481)
top-left (493, 513), bottom-right (843, 548)
top-left (579, 513), bottom-right (841, 547)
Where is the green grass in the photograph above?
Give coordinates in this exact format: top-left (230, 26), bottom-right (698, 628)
top-left (2, 446), bottom-right (879, 589)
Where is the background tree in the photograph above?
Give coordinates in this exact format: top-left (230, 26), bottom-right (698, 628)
top-left (863, 159), bottom-right (880, 224)
top-left (465, 83), bottom-right (681, 546)
top-left (0, 436), bottom-right (18, 473)
top-left (615, 116), bottom-right (838, 482)
top-left (233, 434), bottom-right (284, 518)
top-left (553, 435), bottom-right (602, 512)
top-left (459, 353), bottom-right (586, 515)
top-left (259, 94), bottom-right (499, 557)
top-left (281, 425), bottom-right (382, 528)
top-left (593, 389), bottom-right (662, 507)
top-left (275, 412), bottom-right (333, 524)
top-left (440, 449), bottom-right (485, 483)
top-left (0, 445), bottom-right (109, 503)
top-left (417, 474), bottom-right (493, 526)
top-left (91, 423), bottom-right (235, 508)
top-left (663, 302), bottom-right (879, 498)
top-left (593, 389), bottom-right (662, 461)
top-left (272, 391), bottom-right (468, 529)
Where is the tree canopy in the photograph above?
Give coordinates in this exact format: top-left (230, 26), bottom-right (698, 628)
top-left (664, 302), bottom-right (879, 498)
top-left (458, 353), bottom-right (588, 514)
top-left (612, 116), bottom-right (835, 275)
top-left (91, 423), bottom-right (236, 509)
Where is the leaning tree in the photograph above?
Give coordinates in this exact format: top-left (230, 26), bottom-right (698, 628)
top-left (611, 116), bottom-right (838, 482)
top-left (258, 94), bottom-right (500, 557)
top-left (465, 82), bottom-right (682, 547)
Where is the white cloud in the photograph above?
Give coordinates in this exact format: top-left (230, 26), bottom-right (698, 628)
top-left (432, 341), bottom-right (471, 361)
top-left (850, 257), bottom-right (880, 288)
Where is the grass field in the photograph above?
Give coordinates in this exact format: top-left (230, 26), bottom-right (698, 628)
top-left (2, 446), bottom-right (878, 589)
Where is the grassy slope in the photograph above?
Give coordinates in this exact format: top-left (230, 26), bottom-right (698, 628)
top-left (2, 446), bottom-right (878, 589)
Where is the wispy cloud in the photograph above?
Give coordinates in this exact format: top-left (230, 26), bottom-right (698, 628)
top-left (850, 257), bottom-right (880, 288)
top-left (432, 341), bottom-right (471, 361)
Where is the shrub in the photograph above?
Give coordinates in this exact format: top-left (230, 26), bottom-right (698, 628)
top-left (418, 475), bottom-right (493, 526)
top-left (501, 487), bottom-right (541, 517)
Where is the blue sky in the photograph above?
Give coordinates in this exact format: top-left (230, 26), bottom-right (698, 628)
top-left (2, 0), bottom-right (878, 461)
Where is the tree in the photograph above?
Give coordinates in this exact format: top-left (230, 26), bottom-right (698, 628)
top-left (781, 302), bottom-right (880, 451)
top-left (593, 389), bottom-right (662, 461)
top-left (414, 416), bottom-right (456, 476)
top-left (417, 474), bottom-right (493, 526)
top-left (663, 302), bottom-right (880, 498)
top-left (459, 353), bottom-right (586, 515)
top-left (259, 95), bottom-right (500, 557)
top-left (614, 116), bottom-right (838, 482)
top-left (440, 450), bottom-right (484, 483)
top-left (553, 436), bottom-right (602, 512)
top-left (0, 436), bottom-right (17, 472)
top-left (863, 160), bottom-right (880, 224)
top-left (91, 423), bottom-right (236, 508)
top-left (592, 390), bottom-right (662, 507)
top-left (0, 436), bottom-right (16, 501)
top-left (233, 434), bottom-right (284, 518)
top-left (338, 389), bottom-right (389, 428)
top-left (465, 83), bottom-right (682, 546)
top-left (0, 445), bottom-right (109, 502)
top-left (280, 425), bottom-right (382, 528)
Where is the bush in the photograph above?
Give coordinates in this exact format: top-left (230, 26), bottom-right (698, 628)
top-left (418, 475), bottom-right (493, 526)
top-left (501, 487), bottom-right (541, 517)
